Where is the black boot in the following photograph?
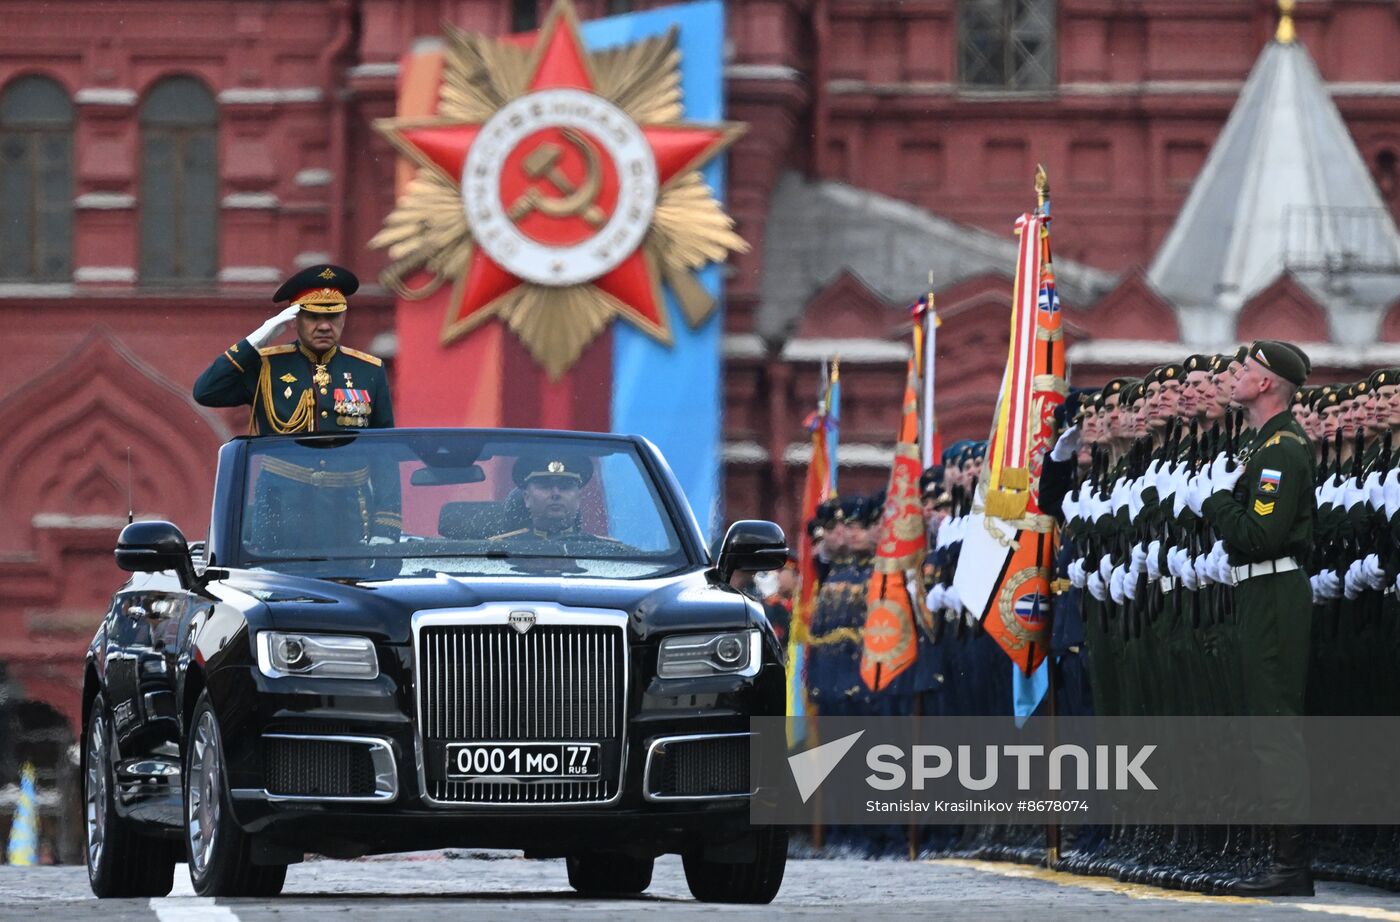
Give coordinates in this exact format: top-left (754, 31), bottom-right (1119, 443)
top-left (1223, 826), bottom-right (1314, 897)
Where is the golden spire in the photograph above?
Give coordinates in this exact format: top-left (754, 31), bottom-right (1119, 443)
top-left (1034, 164), bottom-right (1049, 214)
top-left (1276, 0), bottom-right (1296, 45)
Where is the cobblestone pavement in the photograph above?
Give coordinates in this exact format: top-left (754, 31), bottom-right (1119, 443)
top-left (3, 853), bottom-right (1399, 921)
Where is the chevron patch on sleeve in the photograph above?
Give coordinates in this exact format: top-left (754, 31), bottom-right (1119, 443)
top-left (1253, 499), bottom-right (1276, 516)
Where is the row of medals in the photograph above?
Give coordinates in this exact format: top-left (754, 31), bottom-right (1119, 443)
top-left (319, 366), bottom-right (370, 428)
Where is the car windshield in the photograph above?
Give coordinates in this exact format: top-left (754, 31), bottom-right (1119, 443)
top-left (237, 432), bottom-right (693, 580)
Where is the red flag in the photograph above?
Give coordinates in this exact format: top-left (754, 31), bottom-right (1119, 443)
top-left (860, 359), bottom-right (926, 692)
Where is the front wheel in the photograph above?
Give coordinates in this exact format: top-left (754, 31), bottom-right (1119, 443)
top-left (565, 851), bottom-right (654, 895)
top-left (84, 693), bottom-right (177, 898)
top-left (184, 691), bottom-right (287, 897)
top-left (683, 827), bottom-right (788, 904)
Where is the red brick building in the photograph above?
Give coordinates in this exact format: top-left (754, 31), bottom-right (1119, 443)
top-left (4, 1), bottom-right (1400, 823)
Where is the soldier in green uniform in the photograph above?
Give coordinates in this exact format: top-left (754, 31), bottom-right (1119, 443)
top-left (194, 265), bottom-right (400, 554)
top-left (193, 264), bottom-right (393, 435)
top-left (1196, 340), bottom-right (1315, 897)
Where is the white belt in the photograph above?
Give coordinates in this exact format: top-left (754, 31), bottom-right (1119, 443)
top-left (1229, 557), bottom-right (1299, 584)
top-left (1159, 576), bottom-right (1178, 594)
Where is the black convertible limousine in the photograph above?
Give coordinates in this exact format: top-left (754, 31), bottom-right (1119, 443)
top-left (82, 429), bottom-right (789, 901)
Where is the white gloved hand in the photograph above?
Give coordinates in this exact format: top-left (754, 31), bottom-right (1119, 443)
top-left (1098, 554), bottom-right (1114, 584)
top-left (1050, 425), bottom-right (1082, 462)
top-left (1109, 564), bottom-right (1127, 604)
top-left (1179, 557), bottom-right (1200, 591)
top-left (1122, 567), bottom-right (1139, 601)
top-left (1129, 543), bottom-right (1148, 578)
top-left (1146, 540), bottom-right (1163, 582)
top-left (1087, 571), bottom-right (1107, 602)
top-left (1384, 469), bottom-right (1400, 520)
top-left (1208, 540), bottom-right (1229, 583)
top-left (1366, 471), bottom-right (1385, 510)
top-left (1128, 478), bottom-right (1146, 519)
top-left (1193, 554), bottom-right (1214, 587)
top-left (1345, 478), bottom-right (1368, 511)
top-left (1310, 575), bottom-right (1322, 603)
top-left (1111, 478), bottom-right (1129, 514)
top-left (1166, 546), bottom-right (1184, 579)
top-left (1186, 472), bottom-right (1209, 516)
top-left (1344, 560), bottom-right (1365, 600)
top-left (1068, 559), bottom-right (1088, 589)
top-left (1362, 553), bottom-right (1388, 590)
top-left (367, 535), bottom-right (396, 546)
top-left (926, 584), bottom-right (947, 612)
top-left (1208, 453), bottom-right (1243, 496)
top-left (1315, 568), bottom-right (1341, 600)
top-left (1064, 488), bottom-right (1081, 524)
top-left (246, 304), bottom-right (302, 349)
top-left (942, 585), bottom-right (963, 615)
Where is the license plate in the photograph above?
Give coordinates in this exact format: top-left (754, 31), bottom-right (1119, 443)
top-left (444, 742), bottom-right (601, 780)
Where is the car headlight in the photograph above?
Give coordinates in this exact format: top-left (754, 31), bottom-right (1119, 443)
top-left (657, 629), bottom-right (761, 679)
top-left (256, 631), bottom-right (379, 680)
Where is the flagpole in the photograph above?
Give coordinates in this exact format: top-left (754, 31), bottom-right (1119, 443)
top-left (921, 273), bottom-right (938, 468)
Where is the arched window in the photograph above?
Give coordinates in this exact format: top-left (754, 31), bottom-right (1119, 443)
top-left (0, 75), bottom-right (74, 282)
top-left (139, 76), bottom-right (217, 284)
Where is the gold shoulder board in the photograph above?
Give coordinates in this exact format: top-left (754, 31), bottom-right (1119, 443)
top-left (340, 346), bottom-right (384, 367)
top-left (487, 528), bottom-right (529, 542)
top-left (259, 344), bottom-right (297, 357)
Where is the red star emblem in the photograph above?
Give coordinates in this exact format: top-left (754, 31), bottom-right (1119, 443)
top-left (377, 4), bottom-right (741, 347)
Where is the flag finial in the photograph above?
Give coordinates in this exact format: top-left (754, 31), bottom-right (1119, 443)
top-left (1034, 164), bottom-right (1050, 214)
top-left (1276, 0), bottom-right (1296, 44)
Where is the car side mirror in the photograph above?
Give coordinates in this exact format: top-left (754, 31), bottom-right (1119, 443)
top-left (715, 520), bottom-right (789, 584)
top-left (116, 521), bottom-right (196, 588)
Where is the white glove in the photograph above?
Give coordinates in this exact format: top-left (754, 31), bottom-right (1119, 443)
top-left (1384, 469), bottom-right (1400, 520)
top-left (1156, 463), bottom-right (1177, 501)
top-left (1366, 471), bottom-right (1385, 510)
top-left (1208, 540), bottom-right (1229, 583)
top-left (1109, 565), bottom-right (1127, 604)
top-left (1166, 546), bottom-right (1184, 579)
top-left (1068, 559), bottom-right (1088, 589)
top-left (368, 535), bottom-right (396, 546)
top-left (1098, 554), bottom-right (1113, 584)
top-left (1345, 478), bottom-right (1368, 511)
top-left (1179, 557), bottom-right (1200, 591)
top-left (1111, 478), bottom-right (1129, 515)
top-left (1127, 478), bottom-right (1146, 519)
top-left (942, 586), bottom-right (963, 616)
top-left (1315, 568), bottom-right (1341, 600)
top-left (1344, 560), bottom-right (1364, 600)
top-left (1193, 554), bottom-right (1214, 587)
top-left (1122, 567), bottom-right (1138, 601)
top-left (1050, 425), bottom-right (1082, 462)
top-left (1173, 479), bottom-right (1189, 518)
top-left (1146, 540), bottom-right (1163, 582)
top-left (926, 584), bottom-right (947, 612)
top-left (1362, 553), bottom-right (1388, 590)
top-left (1064, 488), bottom-right (1081, 524)
top-left (1087, 571), bottom-right (1108, 602)
top-left (1129, 543), bottom-right (1148, 578)
top-left (1208, 453), bottom-right (1243, 496)
top-left (246, 304), bottom-right (302, 349)
top-left (1310, 575), bottom-right (1322, 603)
top-left (1186, 472), bottom-right (1209, 516)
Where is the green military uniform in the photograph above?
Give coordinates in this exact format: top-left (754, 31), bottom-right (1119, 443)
top-left (1201, 343), bottom-right (1315, 824)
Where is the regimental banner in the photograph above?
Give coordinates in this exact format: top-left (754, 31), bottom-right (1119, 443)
top-left (953, 174), bottom-right (1066, 674)
top-left (372, 0), bottom-right (740, 535)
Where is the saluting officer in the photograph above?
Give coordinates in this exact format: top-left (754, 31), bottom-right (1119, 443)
top-left (194, 265), bottom-right (393, 434)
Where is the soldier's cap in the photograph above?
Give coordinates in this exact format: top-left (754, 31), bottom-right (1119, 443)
top-left (862, 491), bottom-right (887, 526)
top-left (1184, 354), bottom-right (1211, 374)
top-left (1367, 368), bottom-right (1400, 391)
top-left (941, 440), bottom-right (970, 465)
top-left (1100, 378), bottom-right (1133, 399)
top-left (274, 264), bottom-right (360, 314)
top-left (967, 441), bottom-right (988, 462)
top-left (1121, 380), bottom-right (1144, 404)
top-left (919, 465), bottom-right (944, 497)
top-left (816, 497), bottom-right (843, 526)
top-left (1209, 354), bottom-right (1230, 375)
top-left (1232, 344), bottom-right (1250, 366)
top-left (1318, 389), bottom-right (1340, 408)
top-left (511, 453), bottom-right (594, 488)
top-left (931, 490), bottom-right (954, 510)
top-left (806, 518), bottom-right (826, 542)
top-left (839, 496), bottom-right (866, 524)
top-left (1247, 340), bottom-right (1310, 386)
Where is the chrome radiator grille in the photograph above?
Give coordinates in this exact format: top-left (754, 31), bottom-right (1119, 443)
top-left (417, 623), bottom-right (625, 804)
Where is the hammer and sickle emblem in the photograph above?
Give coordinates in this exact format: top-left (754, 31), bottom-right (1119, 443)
top-left (507, 128), bottom-right (605, 227)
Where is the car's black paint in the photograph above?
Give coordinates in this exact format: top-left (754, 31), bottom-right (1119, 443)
top-left (85, 429), bottom-right (787, 861)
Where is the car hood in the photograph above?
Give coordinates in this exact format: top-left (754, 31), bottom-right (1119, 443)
top-left (212, 567), bottom-right (754, 644)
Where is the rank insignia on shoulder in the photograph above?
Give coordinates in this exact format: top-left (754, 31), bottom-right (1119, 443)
top-left (280, 373), bottom-right (297, 383)
top-left (1254, 499), bottom-right (1276, 516)
top-left (1258, 468), bottom-right (1281, 494)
